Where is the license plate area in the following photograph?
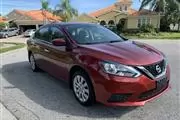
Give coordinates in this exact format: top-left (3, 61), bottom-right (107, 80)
top-left (156, 77), bottom-right (168, 91)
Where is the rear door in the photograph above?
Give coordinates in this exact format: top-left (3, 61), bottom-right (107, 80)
top-left (31, 26), bottom-right (51, 71)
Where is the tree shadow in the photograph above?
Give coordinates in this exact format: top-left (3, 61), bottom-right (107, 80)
top-left (2, 61), bottom-right (137, 118)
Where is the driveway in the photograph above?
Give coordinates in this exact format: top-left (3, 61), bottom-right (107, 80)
top-left (0, 36), bottom-right (180, 120)
top-left (0, 35), bottom-right (28, 43)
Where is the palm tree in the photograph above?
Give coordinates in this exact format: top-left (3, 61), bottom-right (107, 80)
top-left (40, 0), bottom-right (49, 24)
top-left (54, 0), bottom-right (78, 22)
top-left (139, 0), bottom-right (168, 12)
top-left (139, 0), bottom-right (180, 31)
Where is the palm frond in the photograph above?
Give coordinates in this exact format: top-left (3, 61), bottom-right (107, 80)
top-left (54, 0), bottom-right (78, 22)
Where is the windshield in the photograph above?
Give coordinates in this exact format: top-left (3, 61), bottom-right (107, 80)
top-left (65, 24), bottom-right (124, 44)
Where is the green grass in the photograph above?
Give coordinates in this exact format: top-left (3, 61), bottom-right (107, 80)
top-left (0, 42), bottom-right (26, 53)
top-left (122, 32), bottom-right (180, 39)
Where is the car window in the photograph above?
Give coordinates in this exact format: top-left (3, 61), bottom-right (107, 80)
top-left (35, 27), bottom-right (50, 42)
top-left (1, 30), bottom-right (8, 32)
top-left (50, 26), bottom-right (65, 42)
top-left (9, 29), bottom-right (14, 31)
top-left (65, 24), bottom-right (124, 44)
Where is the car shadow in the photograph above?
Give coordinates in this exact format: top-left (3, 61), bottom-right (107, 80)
top-left (2, 61), bottom-right (137, 118)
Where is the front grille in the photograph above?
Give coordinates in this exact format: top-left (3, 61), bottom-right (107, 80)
top-left (139, 77), bottom-right (169, 100)
top-left (107, 93), bottom-right (132, 103)
top-left (143, 60), bottom-right (165, 77)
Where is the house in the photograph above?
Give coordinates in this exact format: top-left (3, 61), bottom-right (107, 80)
top-left (0, 16), bottom-right (8, 29)
top-left (6, 9), bottom-right (62, 33)
top-left (73, 0), bottom-right (160, 31)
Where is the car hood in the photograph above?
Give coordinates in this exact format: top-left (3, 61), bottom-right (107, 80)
top-left (80, 41), bottom-right (164, 66)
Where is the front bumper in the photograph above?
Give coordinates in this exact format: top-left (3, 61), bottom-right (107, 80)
top-left (91, 66), bottom-right (170, 106)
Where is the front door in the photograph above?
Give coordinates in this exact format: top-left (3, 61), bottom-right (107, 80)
top-left (41, 26), bottom-right (72, 81)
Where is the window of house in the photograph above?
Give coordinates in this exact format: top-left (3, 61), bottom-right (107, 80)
top-left (137, 17), bottom-right (151, 27)
top-left (120, 6), bottom-right (122, 11)
top-left (138, 18), bottom-right (141, 28)
top-left (142, 18), bottom-right (146, 25)
top-left (125, 6), bottom-right (127, 11)
top-left (147, 18), bottom-right (151, 24)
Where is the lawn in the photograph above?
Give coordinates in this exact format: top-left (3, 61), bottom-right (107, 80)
top-left (122, 32), bottom-right (180, 39)
top-left (0, 42), bottom-right (26, 53)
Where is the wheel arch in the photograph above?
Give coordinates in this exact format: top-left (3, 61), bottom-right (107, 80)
top-left (69, 65), bottom-right (95, 90)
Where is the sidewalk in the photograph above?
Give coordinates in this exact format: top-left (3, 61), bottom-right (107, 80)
top-left (0, 103), bottom-right (17, 120)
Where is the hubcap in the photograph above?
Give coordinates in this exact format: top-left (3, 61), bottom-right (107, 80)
top-left (73, 75), bottom-right (89, 102)
top-left (30, 55), bottom-right (35, 70)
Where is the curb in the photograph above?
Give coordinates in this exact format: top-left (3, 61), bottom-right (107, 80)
top-left (0, 103), bottom-right (17, 120)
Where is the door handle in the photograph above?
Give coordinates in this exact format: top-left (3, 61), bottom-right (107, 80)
top-left (44, 49), bottom-right (49, 53)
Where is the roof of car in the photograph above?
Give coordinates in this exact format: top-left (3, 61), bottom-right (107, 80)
top-left (52, 22), bottom-right (97, 26)
top-left (39, 22), bottom-right (98, 29)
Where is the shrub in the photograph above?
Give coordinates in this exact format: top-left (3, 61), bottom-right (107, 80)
top-left (139, 24), bottom-right (155, 33)
top-left (0, 22), bottom-right (8, 29)
top-left (105, 25), bottom-right (118, 34)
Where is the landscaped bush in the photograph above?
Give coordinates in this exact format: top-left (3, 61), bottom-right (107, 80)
top-left (105, 25), bottom-right (118, 34)
top-left (139, 24), bottom-right (155, 33)
top-left (0, 22), bottom-right (8, 29)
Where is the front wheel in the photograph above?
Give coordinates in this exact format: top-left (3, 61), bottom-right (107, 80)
top-left (72, 71), bottom-right (95, 106)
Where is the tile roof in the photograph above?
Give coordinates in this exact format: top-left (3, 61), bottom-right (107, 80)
top-left (0, 17), bottom-right (7, 23)
top-left (118, 0), bottom-right (132, 3)
top-left (89, 5), bottom-right (116, 17)
top-left (14, 9), bottom-right (62, 21)
top-left (89, 4), bottom-right (137, 17)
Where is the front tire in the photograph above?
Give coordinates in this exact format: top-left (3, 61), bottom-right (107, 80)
top-left (29, 53), bottom-right (39, 72)
top-left (72, 71), bottom-right (95, 106)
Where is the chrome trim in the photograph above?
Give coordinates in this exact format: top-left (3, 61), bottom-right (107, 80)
top-left (137, 65), bottom-right (167, 80)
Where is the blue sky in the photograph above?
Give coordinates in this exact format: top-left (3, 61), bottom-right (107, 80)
top-left (0, 0), bottom-right (141, 15)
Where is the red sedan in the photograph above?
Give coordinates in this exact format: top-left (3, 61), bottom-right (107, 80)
top-left (27, 23), bottom-right (170, 106)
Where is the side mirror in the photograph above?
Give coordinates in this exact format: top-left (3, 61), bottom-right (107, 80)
top-left (52, 38), bottom-right (66, 46)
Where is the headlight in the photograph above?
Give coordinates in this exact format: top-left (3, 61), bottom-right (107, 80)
top-left (162, 53), bottom-right (168, 66)
top-left (100, 61), bottom-right (141, 77)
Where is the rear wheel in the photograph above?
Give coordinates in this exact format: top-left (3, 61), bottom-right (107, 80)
top-left (29, 53), bottom-right (39, 72)
top-left (72, 71), bottom-right (95, 106)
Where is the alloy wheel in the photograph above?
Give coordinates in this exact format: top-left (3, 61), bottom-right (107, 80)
top-left (73, 75), bottom-right (90, 103)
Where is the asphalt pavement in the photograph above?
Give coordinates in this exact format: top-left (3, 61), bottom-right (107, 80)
top-left (0, 36), bottom-right (180, 120)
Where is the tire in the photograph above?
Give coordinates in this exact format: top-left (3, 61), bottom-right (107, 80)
top-left (4, 34), bottom-right (8, 38)
top-left (72, 71), bottom-right (95, 106)
top-left (29, 53), bottom-right (39, 72)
